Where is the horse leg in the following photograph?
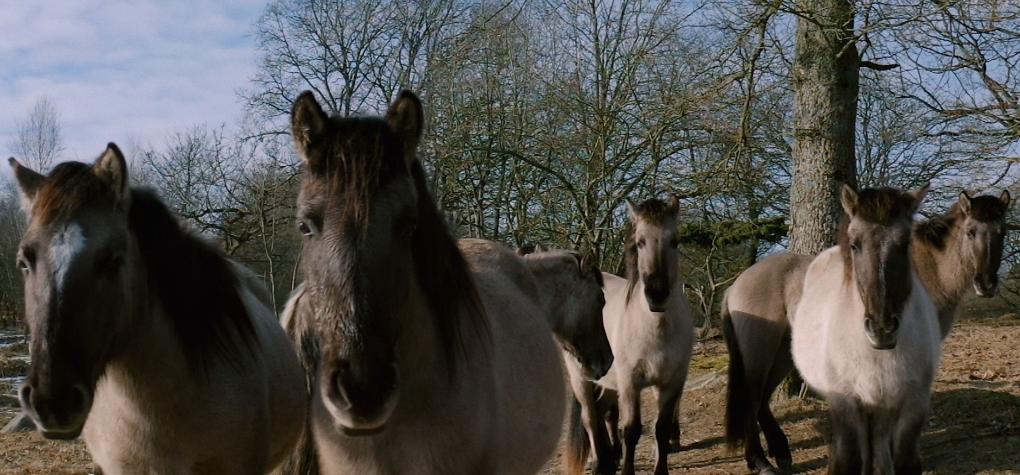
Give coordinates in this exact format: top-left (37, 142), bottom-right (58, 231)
top-left (668, 401), bottom-right (682, 453)
top-left (741, 375), bottom-right (776, 474)
top-left (582, 383), bottom-right (617, 475)
top-left (618, 384), bottom-right (642, 475)
top-left (759, 337), bottom-right (794, 473)
top-left (597, 388), bottom-right (622, 464)
top-left (868, 407), bottom-right (896, 475)
top-left (826, 396), bottom-right (864, 475)
top-left (653, 385), bottom-right (682, 475)
top-left (891, 406), bottom-right (925, 475)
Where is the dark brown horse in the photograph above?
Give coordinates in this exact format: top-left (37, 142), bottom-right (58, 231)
top-left (723, 188), bottom-right (1011, 474)
top-left (280, 91), bottom-right (565, 474)
top-left (9, 145), bottom-right (305, 473)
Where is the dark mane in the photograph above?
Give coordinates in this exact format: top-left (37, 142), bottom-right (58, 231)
top-left (128, 188), bottom-right (257, 375)
top-left (307, 115), bottom-right (489, 376)
top-left (34, 162), bottom-right (115, 225)
top-left (838, 187), bottom-right (917, 279)
top-left (624, 198), bottom-right (674, 301)
top-left (914, 195), bottom-right (1009, 251)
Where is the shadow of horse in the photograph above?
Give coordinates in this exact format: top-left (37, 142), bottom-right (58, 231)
top-left (922, 387), bottom-right (1020, 474)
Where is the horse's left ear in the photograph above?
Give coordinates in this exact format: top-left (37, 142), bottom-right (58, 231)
top-left (1000, 190), bottom-right (1012, 209)
top-left (668, 194), bottom-right (680, 219)
top-left (387, 90), bottom-right (424, 167)
top-left (906, 183), bottom-right (930, 214)
top-left (93, 143), bottom-right (129, 204)
top-left (840, 184), bottom-right (859, 217)
top-left (8, 157), bottom-right (45, 212)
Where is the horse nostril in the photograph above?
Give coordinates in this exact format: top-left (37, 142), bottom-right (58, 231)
top-left (70, 385), bottom-right (90, 413)
top-left (865, 317), bottom-right (875, 334)
top-left (888, 317), bottom-right (900, 334)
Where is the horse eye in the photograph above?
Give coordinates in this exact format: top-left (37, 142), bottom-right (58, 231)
top-left (16, 258), bottom-right (29, 273)
top-left (966, 229), bottom-right (976, 239)
top-left (636, 239), bottom-right (646, 249)
top-left (850, 241), bottom-right (861, 252)
top-left (298, 221), bottom-right (314, 237)
top-left (671, 238), bottom-right (681, 248)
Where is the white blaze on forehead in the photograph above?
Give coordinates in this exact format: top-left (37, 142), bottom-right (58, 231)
top-left (51, 223), bottom-right (87, 292)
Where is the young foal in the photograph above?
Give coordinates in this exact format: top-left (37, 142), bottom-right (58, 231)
top-left (597, 197), bottom-right (694, 475)
top-left (9, 145), bottom-right (305, 473)
top-left (723, 189), bottom-right (1011, 474)
top-left (281, 91), bottom-right (565, 474)
top-left (792, 185), bottom-right (940, 474)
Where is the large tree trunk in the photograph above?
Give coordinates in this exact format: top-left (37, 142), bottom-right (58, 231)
top-left (789, 0), bottom-right (860, 256)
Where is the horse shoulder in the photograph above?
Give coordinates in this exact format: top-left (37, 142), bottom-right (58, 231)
top-left (791, 247), bottom-right (846, 395)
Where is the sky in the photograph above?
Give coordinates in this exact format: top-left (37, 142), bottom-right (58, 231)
top-left (0, 0), bottom-right (266, 175)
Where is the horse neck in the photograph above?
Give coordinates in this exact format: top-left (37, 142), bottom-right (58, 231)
top-left (522, 258), bottom-right (567, 329)
top-left (912, 224), bottom-right (970, 315)
top-left (102, 299), bottom-right (192, 403)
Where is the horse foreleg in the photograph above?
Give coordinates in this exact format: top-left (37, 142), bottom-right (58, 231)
top-left (654, 385), bottom-right (682, 475)
top-left (760, 338), bottom-right (794, 473)
top-left (826, 396), bottom-right (864, 475)
top-left (618, 384), bottom-right (642, 475)
top-left (891, 406), bottom-right (925, 475)
top-left (597, 388), bottom-right (621, 464)
top-left (580, 382), bottom-right (617, 475)
top-left (868, 407), bottom-right (896, 475)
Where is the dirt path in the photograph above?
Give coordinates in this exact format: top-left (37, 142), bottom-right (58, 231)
top-left (2, 317), bottom-right (1018, 474)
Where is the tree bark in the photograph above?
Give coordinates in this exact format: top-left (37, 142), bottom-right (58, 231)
top-left (789, 0), bottom-right (860, 255)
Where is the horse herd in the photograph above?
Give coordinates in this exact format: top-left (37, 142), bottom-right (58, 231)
top-left (4, 89), bottom-right (1011, 474)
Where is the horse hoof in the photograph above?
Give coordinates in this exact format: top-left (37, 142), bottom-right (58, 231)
top-left (758, 469), bottom-right (780, 475)
top-left (776, 458), bottom-right (793, 474)
top-left (668, 439), bottom-right (682, 453)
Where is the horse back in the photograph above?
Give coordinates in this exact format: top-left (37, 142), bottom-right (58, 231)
top-left (459, 239), bottom-right (567, 474)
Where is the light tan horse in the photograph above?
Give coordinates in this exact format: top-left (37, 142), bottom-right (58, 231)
top-left (792, 185), bottom-right (940, 474)
top-left (595, 197), bottom-right (694, 475)
top-left (9, 145), bottom-right (305, 473)
top-left (723, 189), bottom-right (1012, 474)
top-left (280, 91), bottom-right (565, 474)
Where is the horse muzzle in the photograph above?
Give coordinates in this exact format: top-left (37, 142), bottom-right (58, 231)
top-left (321, 360), bottom-right (399, 436)
top-left (644, 287), bottom-right (670, 313)
top-left (19, 383), bottom-right (91, 440)
top-left (864, 315), bottom-right (899, 350)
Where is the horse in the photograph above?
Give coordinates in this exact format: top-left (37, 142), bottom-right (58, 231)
top-left (279, 90), bottom-right (565, 474)
top-left (516, 245), bottom-right (613, 381)
top-left (515, 246), bottom-right (616, 475)
top-left (792, 185), bottom-right (940, 474)
top-left (8, 144), bottom-right (305, 473)
top-left (722, 189), bottom-right (1012, 474)
top-left (591, 197), bottom-right (694, 475)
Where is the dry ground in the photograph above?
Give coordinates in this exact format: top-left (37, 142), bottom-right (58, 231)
top-left (2, 316), bottom-right (1018, 474)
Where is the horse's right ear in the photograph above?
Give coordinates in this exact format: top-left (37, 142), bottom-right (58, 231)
top-left (906, 183), bottom-right (930, 214)
top-left (291, 91), bottom-right (328, 167)
top-left (999, 190), bottom-right (1011, 209)
top-left (8, 157), bottom-right (44, 212)
top-left (840, 184), bottom-right (859, 217)
top-left (626, 199), bottom-right (638, 223)
top-left (93, 143), bottom-right (129, 204)
top-left (387, 90), bottom-right (424, 167)
top-left (958, 191), bottom-right (973, 216)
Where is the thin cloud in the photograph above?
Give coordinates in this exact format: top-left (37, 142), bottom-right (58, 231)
top-left (0, 0), bottom-right (265, 166)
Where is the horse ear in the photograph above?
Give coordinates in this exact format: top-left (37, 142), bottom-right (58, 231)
top-left (534, 242), bottom-right (549, 253)
top-left (958, 191), bottom-right (973, 216)
top-left (93, 143), bottom-right (129, 203)
top-left (386, 90), bottom-right (424, 167)
top-left (291, 91), bottom-right (329, 167)
top-left (8, 157), bottom-right (44, 212)
top-left (1000, 190), bottom-right (1011, 209)
top-left (668, 194), bottom-right (680, 219)
top-left (626, 199), bottom-right (638, 223)
top-left (906, 183), bottom-right (930, 214)
top-left (840, 184), bottom-right (859, 217)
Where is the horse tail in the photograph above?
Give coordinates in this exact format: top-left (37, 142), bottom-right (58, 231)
top-left (722, 290), bottom-right (747, 451)
top-left (564, 396), bottom-right (590, 475)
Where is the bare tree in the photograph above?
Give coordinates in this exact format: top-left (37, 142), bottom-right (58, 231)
top-left (9, 97), bottom-right (65, 172)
